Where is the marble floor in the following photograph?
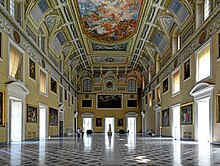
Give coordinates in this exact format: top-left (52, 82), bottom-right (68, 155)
top-left (0, 134), bottom-right (220, 166)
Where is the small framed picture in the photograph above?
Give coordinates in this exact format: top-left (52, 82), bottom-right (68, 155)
top-left (184, 59), bottom-right (190, 80)
top-left (27, 105), bottom-right (37, 123)
top-left (29, 58), bottom-right (36, 80)
top-left (118, 119), bottom-right (123, 126)
top-left (163, 78), bottom-right (168, 94)
top-left (96, 118), bottom-right (102, 127)
top-left (162, 109), bottom-right (169, 127)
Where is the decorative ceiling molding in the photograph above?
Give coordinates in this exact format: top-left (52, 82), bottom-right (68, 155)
top-left (91, 43), bottom-right (128, 52)
top-left (92, 56), bottom-right (127, 65)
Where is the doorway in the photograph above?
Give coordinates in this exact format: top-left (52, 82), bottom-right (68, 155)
top-left (10, 99), bottom-right (22, 142)
top-left (105, 117), bottom-right (115, 134)
top-left (127, 117), bottom-right (136, 133)
top-left (172, 104), bottom-right (180, 140)
top-left (197, 97), bottom-right (210, 142)
top-left (83, 118), bottom-right (92, 133)
top-left (39, 105), bottom-right (47, 139)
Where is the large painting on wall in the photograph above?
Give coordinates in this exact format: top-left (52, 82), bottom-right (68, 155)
top-left (76, 0), bottom-right (143, 42)
top-left (0, 91), bottom-right (4, 126)
top-left (27, 105), bottom-right (37, 123)
top-left (181, 103), bottom-right (193, 125)
top-left (49, 107), bottom-right (58, 126)
top-left (162, 109), bottom-right (169, 127)
top-left (97, 95), bottom-right (122, 108)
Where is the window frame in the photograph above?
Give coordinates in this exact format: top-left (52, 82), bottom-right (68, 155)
top-left (204, 0), bottom-right (211, 20)
top-left (9, 0), bottom-right (15, 17)
top-left (127, 78), bottom-right (137, 92)
top-left (82, 78), bottom-right (92, 92)
top-left (8, 38), bottom-right (25, 83)
top-left (39, 67), bottom-right (48, 96)
top-left (195, 41), bottom-right (212, 83)
top-left (171, 68), bottom-right (181, 96)
top-left (148, 92), bottom-right (152, 107)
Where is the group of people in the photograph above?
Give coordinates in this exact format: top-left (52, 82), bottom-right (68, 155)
top-left (77, 127), bottom-right (84, 138)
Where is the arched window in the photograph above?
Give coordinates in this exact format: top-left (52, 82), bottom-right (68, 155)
top-left (128, 79), bottom-right (136, 92)
top-left (204, 0), bottom-right (211, 20)
top-left (83, 79), bottom-right (92, 92)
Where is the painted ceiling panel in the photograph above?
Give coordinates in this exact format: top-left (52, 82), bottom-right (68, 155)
top-left (91, 43), bottom-right (128, 51)
top-left (76, 0), bottom-right (143, 42)
top-left (92, 56), bottom-right (127, 65)
top-left (51, 36), bottom-right (62, 53)
top-left (44, 16), bottom-right (56, 33)
top-left (31, 0), bottom-right (49, 23)
top-left (170, 0), bottom-right (189, 23)
top-left (153, 32), bottom-right (168, 53)
top-left (162, 17), bottom-right (174, 33)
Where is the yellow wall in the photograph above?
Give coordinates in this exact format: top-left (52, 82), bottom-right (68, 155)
top-left (144, 29), bottom-right (220, 141)
top-left (77, 93), bottom-right (142, 133)
top-left (0, 31), bottom-right (75, 143)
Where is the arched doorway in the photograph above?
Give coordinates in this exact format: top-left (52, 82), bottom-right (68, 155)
top-left (81, 113), bottom-right (94, 133)
top-left (59, 104), bottom-right (66, 137)
top-left (190, 83), bottom-right (214, 143)
top-left (125, 112), bottom-right (138, 133)
top-left (6, 82), bottom-right (29, 143)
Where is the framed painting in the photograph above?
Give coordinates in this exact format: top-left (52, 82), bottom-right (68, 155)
top-left (49, 107), bottom-right (58, 126)
top-left (217, 95), bottom-right (220, 123)
top-left (96, 118), bottom-right (102, 127)
top-left (29, 58), bottom-right (36, 80)
top-left (118, 118), bottom-right (123, 126)
top-left (127, 100), bottom-right (137, 107)
top-left (51, 77), bottom-right (57, 94)
top-left (162, 109), bottom-right (169, 127)
top-left (82, 100), bottom-right (92, 107)
top-left (181, 103), bottom-right (193, 125)
top-left (27, 105), bottom-right (37, 123)
top-left (0, 91), bottom-right (4, 126)
top-left (163, 78), bottom-right (168, 94)
top-left (184, 59), bottom-right (190, 80)
top-left (97, 94), bottom-right (122, 108)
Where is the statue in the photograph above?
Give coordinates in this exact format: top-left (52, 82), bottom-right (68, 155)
top-left (107, 124), bottom-right (112, 136)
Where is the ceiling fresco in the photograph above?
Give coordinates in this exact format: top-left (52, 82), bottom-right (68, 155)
top-left (26, 0), bottom-right (192, 79)
top-left (76, 0), bottom-right (143, 42)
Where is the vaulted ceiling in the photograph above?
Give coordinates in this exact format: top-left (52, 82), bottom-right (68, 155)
top-left (25, 0), bottom-right (193, 78)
